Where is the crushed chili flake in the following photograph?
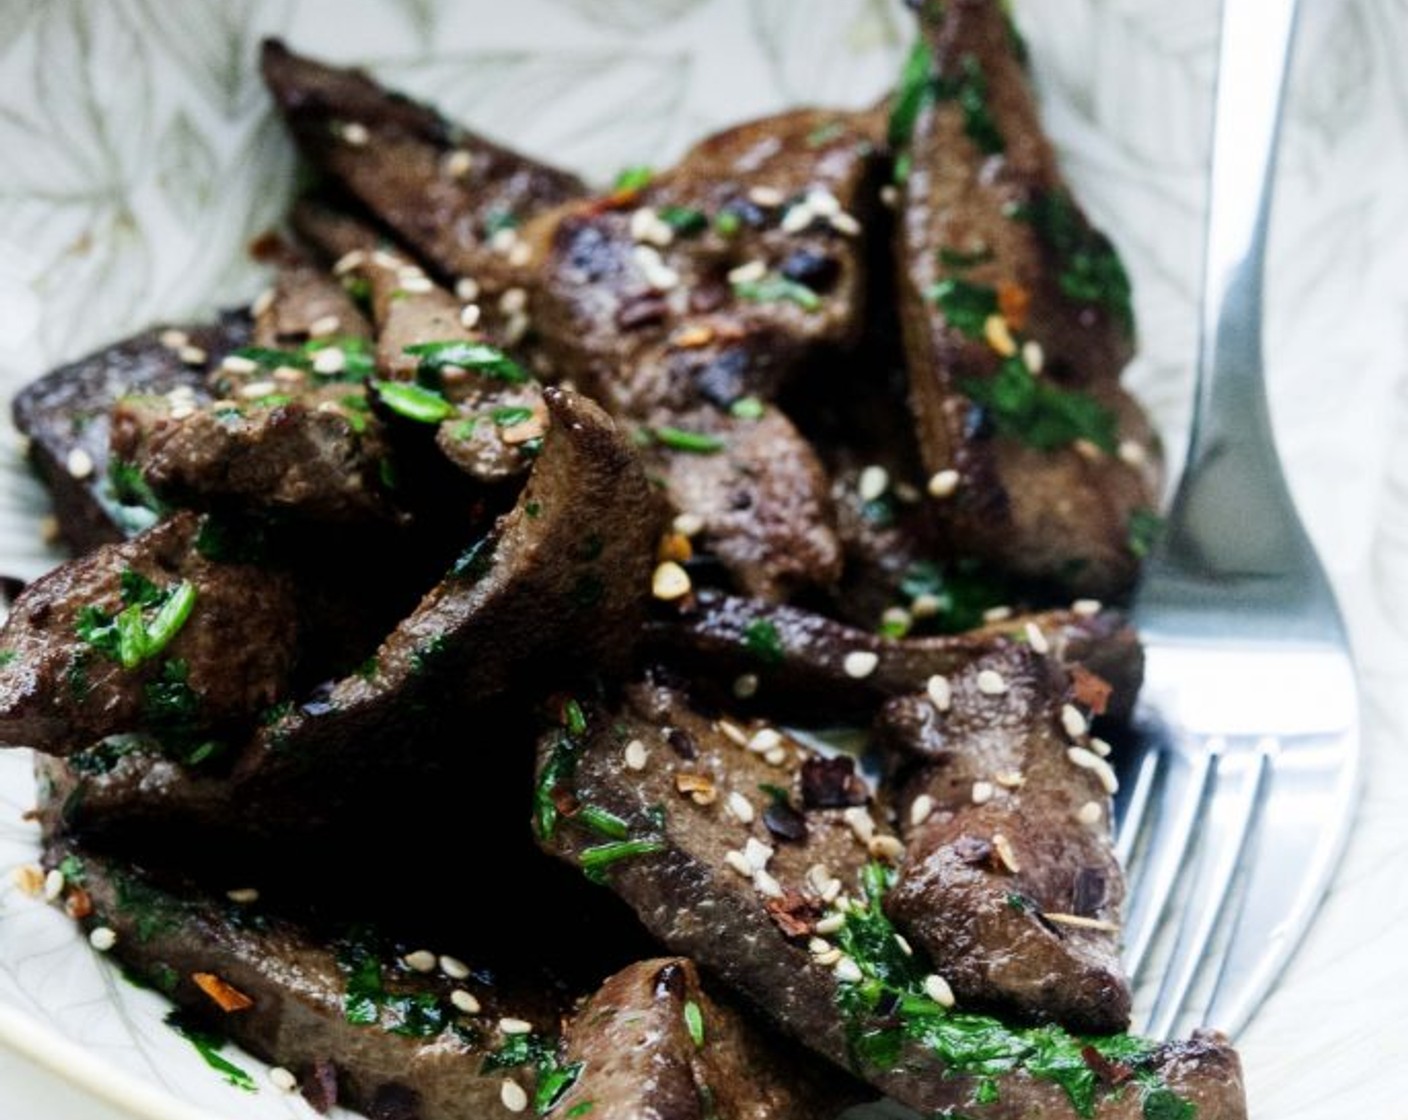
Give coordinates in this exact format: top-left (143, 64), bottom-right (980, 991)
top-left (997, 280), bottom-right (1031, 330)
top-left (1081, 1044), bottom-right (1135, 1086)
top-left (193, 972), bottom-right (255, 1012)
top-left (63, 888), bottom-right (93, 920)
top-left (1070, 664), bottom-right (1113, 715)
top-left (764, 889), bottom-right (824, 939)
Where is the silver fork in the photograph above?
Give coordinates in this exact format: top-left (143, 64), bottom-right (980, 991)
top-left (1115, 0), bottom-right (1360, 1041)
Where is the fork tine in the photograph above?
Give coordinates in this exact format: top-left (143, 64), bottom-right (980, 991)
top-left (1145, 739), bottom-right (1275, 1037)
top-left (1115, 744), bottom-right (1162, 870)
top-left (1124, 742), bottom-right (1219, 979)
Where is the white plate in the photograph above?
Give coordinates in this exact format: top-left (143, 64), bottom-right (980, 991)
top-left (3, 2), bottom-right (1408, 1118)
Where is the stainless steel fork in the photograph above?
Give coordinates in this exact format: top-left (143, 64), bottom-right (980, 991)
top-left (1115, 0), bottom-right (1360, 1040)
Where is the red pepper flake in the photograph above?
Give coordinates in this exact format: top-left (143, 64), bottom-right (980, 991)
top-left (997, 281), bottom-right (1031, 331)
top-left (764, 889), bottom-right (823, 940)
top-left (1070, 665), bottom-right (1113, 716)
top-left (63, 888), bottom-right (93, 920)
top-left (1081, 1044), bottom-right (1135, 1086)
top-left (192, 972), bottom-right (255, 1012)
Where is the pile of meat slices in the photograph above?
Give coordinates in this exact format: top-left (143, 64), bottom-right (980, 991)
top-left (0, 3), bottom-right (1249, 1119)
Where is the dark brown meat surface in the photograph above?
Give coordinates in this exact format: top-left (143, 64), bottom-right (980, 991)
top-left (250, 238), bottom-right (373, 347)
top-left (0, 511), bottom-right (298, 755)
top-left (881, 645), bottom-right (1130, 1033)
top-left (895, 0), bottom-right (1161, 598)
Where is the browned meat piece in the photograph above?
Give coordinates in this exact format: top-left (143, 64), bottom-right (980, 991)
top-left (261, 39), bottom-right (584, 319)
top-left (534, 675), bottom-right (1245, 1119)
top-left (895, 0), bottom-right (1161, 598)
top-left (557, 958), bottom-right (863, 1120)
top-left (648, 588), bottom-right (1143, 724)
top-left (10, 314), bottom-right (247, 551)
top-left (250, 238), bottom-right (372, 347)
top-left (521, 109), bottom-right (884, 599)
top-left (881, 645), bottom-right (1131, 1033)
top-left (0, 511), bottom-right (297, 755)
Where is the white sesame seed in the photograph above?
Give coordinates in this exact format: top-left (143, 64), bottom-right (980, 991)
top-left (1061, 704), bottom-right (1089, 740)
top-left (454, 277), bottom-right (481, 302)
top-left (833, 957), bottom-right (864, 983)
top-left (451, 988), bottom-right (482, 1014)
top-left (443, 149), bottom-right (474, 178)
top-left (672, 512), bottom-right (705, 537)
top-left (43, 868), bottom-right (65, 901)
top-left (159, 328), bottom-right (189, 350)
top-left (502, 311), bottom-right (530, 345)
top-left (220, 354), bottom-right (258, 375)
top-left (821, 878), bottom-right (843, 903)
top-left (269, 1066), bottom-right (298, 1093)
top-left (994, 771), bottom-right (1025, 789)
top-left (843, 650), bottom-right (879, 679)
top-left (843, 806), bottom-right (876, 845)
top-left (1072, 598), bottom-right (1102, 617)
top-left (926, 674), bottom-right (952, 712)
top-left (1074, 438), bottom-right (1103, 462)
top-left (12, 865), bottom-right (44, 897)
top-left (992, 832), bottom-right (1021, 873)
top-left (226, 887), bottom-right (260, 904)
top-left (743, 837), bottom-right (774, 871)
top-left (65, 448), bottom-right (94, 480)
top-left (748, 185), bottom-right (784, 208)
top-left (984, 314), bottom-right (1018, 357)
top-left (178, 344), bottom-right (207, 366)
top-left (815, 913), bottom-right (846, 935)
top-left (403, 949), bottom-right (437, 973)
top-left (508, 241), bottom-right (533, 268)
top-left (814, 948), bottom-right (844, 966)
top-left (716, 720), bottom-right (748, 748)
top-left (806, 864), bottom-right (834, 894)
top-left (311, 347), bottom-right (346, 376)
top-left (748, 728), bottom-right (782, 754)
top-left (501, 1078), bottom-right (529, 1113)
top-left (858, 465), bottom-right (889, 502)
top-left (251, 288), bottom-right (276, 317)
top-left (982, 605), bottom-right (1013, 623)
top-left (733, 673), bottom-right (759, 699)
top-left (273, 365), bottom-right (305, 385)
top-left (727, 791), bottom-right (755, 825)
top-left (1025, 621), bottom-right (1050, 654)
top-left (459, 303), bottom-right (482, 330)
top-left (333, 250), bottom-right (367, 275)
top-left (1076, 800), bottom-right (1104, 826)
top-left (829, 210), bottom-right (861, 237)
top-left (754, 869), bottom-right (784, 898)
top-left (490, 228), bottom-right (520, 254)
top-left (725, 850), bottom-right (754, 879)
top-left (909, 794), bottom-right (936, 827)
top-left (88, 926), bottom-right (117, 952)
top-left (439, 954), bottom-right (470, 980)
top-left (1118, 439), bottom-right (1147, 467)
top-left (372, 249), bottom-right (403, 270)
top-left (399, 274), bottom-right (434, 294)
top-left (971, 780), bottom-right (995, 805)
top-left (807, 188), bottom-right (841, 217)
top-left (911, 593), bottom-right (941, 619)
top-left (1067, 747), bottom-right (1119, 794)
top-left (923, 973), bottom-right (956, 1008)
top-left (308, 314), bottom-right (341, 337)
top-left (624, 739), bottom-right (649, 771)
top-left (341, 121), bottom-right (370, 146)
top-left (652, 560), bottom-right (692, 601)
top-left (894, 933), bottom-right (914, 957)
top-left (781, 202), bottom-right (816, 233)
top-left (238, 380), bottom-right (277, 399)
top-left (927, 469), bottom-right (960, 498)
top-left (499, 1017), bottom-right (533, 1035)
top-left (629, 207), bottom-right (657, 241)
top-left (809, 937), bottom-right (834, 956)
top-left (1021, 339), bottom-right (1045, 373)
top-left (976, 669), bottom-right (1008, 696)
top-left (1090, 736), bottom-right (1113, 758)
top-left (728, 259), bottom-right (768, 285)
top-left (869, 835), bottom-right (904, 862)
top-left (1042, 912), bottom-right (1121, 933)
top-left (880, 184), bottom-right (900, 207)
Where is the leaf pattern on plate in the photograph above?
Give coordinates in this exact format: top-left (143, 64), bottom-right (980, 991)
top-left (749, 0), bottom-right (906, 105)
top-left (544, 0), bottom-right (709, 32)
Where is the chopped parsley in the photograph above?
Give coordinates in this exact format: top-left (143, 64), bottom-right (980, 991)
top-left (107, 458), bottom-right (163, 516)
top-left (1016, 188), bottom-right (1134, 337)
top-left (165, 1012), bottom-right (256, 1092)
top-left (959, 357), bottom-right (1118, 454)
top-left (650, 426), bottom-right (726, 454)
top-left (1127, 507), bottom-right (1162, 558)
top-left (928, 277), bottom-right (999, 338)
top-left (612, 165), bottom-right (654, 192)
top-left (935, 52), bottom-right (1004, 155)
top-left (404, 340), bottom-right (530, 385)
top-left (683, 999), bottom-right (705, 1047)
top-left (899, 559), bottom-right (1013, 635)
top-left (658, 205), bottom-right (708, 236)
top-left (578, 838), bottom-right (666, 883)
top-left (714, 210), bottom-right (743, 237)
top-left (336, 933), bottom-right (452, 1039)
top-left (732, 274), bottom-right (822, 312)
top-left (372, 380), bottom-right (455, 424)
top-left (741, 618), bottom-right (785, 666)
top-left (483, 1030), bottom-right (584, 1115)
top-left (939, 245), bottom-right (996, 270)
top-left (75, 570), bottom-right (197, 670)
top-left (729, 396), bottom-right (765, 420)
top-left (227, 336), bottom-right (375, 382)
top-left (889, 39), bottom-right (936, 151)
top-left (565, 1103), bottom-right (596, 1118)
top-left (492, 405), bottom-right (536, 428)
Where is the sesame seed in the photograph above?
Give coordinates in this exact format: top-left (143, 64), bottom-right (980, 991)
top-left (333, 250), bottom-right (367, 275)
top-left (733, 673), bottom-right (759, 699)
top-left (833, 957), bottom-right (864, 983)
top-left (490, 228), bottom-right (520, 254)
top-left (501, 1078), bottom-right (529, 1113)
top-left (893, 481), bottom-right (921, 503)
top-left (1042, 912), bottom-right (1120, 933)
top-left (443, 149), bottom-right (474, 178)
top-left (651, 560), bottom-right (692, 601)
top-left (809, 937), bottom-right (834, 956)
top-left (502, 311), bottom-right (530, 344)
top-left (451, 989), bottom-right (482, 1014)
top-left (830, 211), bottom-right (861, 236)
top-left (372, 249), bottom-right (403, 270)
top-left (843, 806), bottom-right (876, 845)
top-left (992, 833), bottom-right (1021, 873)
top-left (727, 791), bottom-right (755, 824)
top-left (727, 259), bottom-right (768, 285)
top-left (39, 516), bottom-right (61, 545)
top-left (630, 207), bottom-right (657, 241)
top-left (225, 888), bottom-right (259, 904)
top-left (238, 380), bottom-right (277, 399)
top-left (743, 837), bottom-right (774, 871)
top-left (1072, 598), bottom-right (1102, 617)
top-left (273, 365), bottom-right (305, 385)
top-left (971, 780), bottom-right (995, 805)
top-left (976, 669), bottom-right (1008, 695)
top-left (311, 347), bottom-right (346, 375)
top-left (1022, 339), bottom-right (1045, 373)
top-left (1090, 737), bottom-right (1113, 758)
top-left (894, 933), bottom-right (914, 956)
top-left (158, 328), bottom-right (189, 350)
top-left (65, 448), bottom-right (94, 480)
top-left (43, 867), bottom-right (65, 901)
top-left (672, 511), bottom-right (705, 537)
top-left (1061, 704), bottom-right (1089, 740)
top-left (748, 185), bottom-right (784, 208)
top-left (88, 926), bottom-right (117, 952)
top-left (994, 771), bottom-right (1025, 789)
top-left (508, 241), bottom-right (533, 268)
top-left (781, 202), bottom-right (816, 233)
top-left (858, 464), bottom-right (889, 502)
top-left (983, 314), bottom-right (1018, 357)
top-left (340, 121), bottom-right (370, 146)
top-left (807, 188), bottom-right (841, 217)
top-left (220, 354), bottom-right (258, 375)
top-left (911, 593), bottom-right (941, 619)
top-left (748, 728), bottom-right (782, 753)
top-left (926, 675), bottom-right (952, 711)
top-left (459, 303), bottom-right (482, 330)
top-left (178, 345), bottom-right (207, 366)
top-left (869, 835), bottom-right (904, 862)
top-left (881, 606), bottom-right (912, 633)
top-left (1118, 439), bottom-right (1147, 467)
top-left (815, 913), bottom-right (845, 935)
top-left (1025, 621), bottom-right (1050, 654)
top-left (455, 277), bottom-right (481, 301)
top-left (399, 274), bottom-right (434, 294)
top-left (1074, 438), bottom-right (1103, 462)
top-left (754, 869), bottom-right (784, 898)
top-left (1076, 800), bottom-right (1103, 826)
top-left (12, 865), bottom-right (44, 897)
top-left (909, 794), bottom-right (935, 827)
top-left (880, 184), bottom-right (900, 207)
top-left (806, 864), bottom-right (835, 894)
top-left (440, 955), bottom-right (470, 980)
top-left (716, 720), bottom-right (748, 747)
top-left (927, 469), bottom-right (960, 498)
top-left (814, 948), bottom-right (843, 966)
top-left (843, 650), bottom-right (879, 679)
top-left (269, 1066), bottom-right (298, 1093)
top-left (403, 949), bottom-right (437, 973)
top-left (250, 288), bottom-right (276, 317)
top-left (499, 1017), bottom-right (533, 1035)
top-left (676, 772), bottom-right (718, 806)
top-left (1067, 747), bottom-right (1119, 794)
top-left (923, 974), bottom-right (956, 1008)
top-left (624, 739), bottom-right (649, 771)
top-left (725, 850), bottom-right (754, 879)
top-left (982, 605), bottom-right (1013, 623)
top-left (763, 746), bottom-right (787, 766)
top-left (308, 314), bottom-right (341, 337)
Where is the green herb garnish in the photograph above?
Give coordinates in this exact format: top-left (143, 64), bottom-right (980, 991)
top-left (75, 571), bottom-right (197, 670)
top-left (1127, 507), bottom-right (1162, 558)
top-left (658, 205), bottom-right (708, 236)
top-left (613, 165), bottom-right (654, 192)
top-left (165, 1012), bottom-right (256, 1092)
top-left (714, 210), bottom-right (742, 237)
top-left (683, 999), bottom-right (705, 1047)
top-left (729, 396), bottom-right (765, 420)
top-left (741, 618), bottom-right (784, 666)
top-left (566, 1103), bottom-right (596, 1118)
top-left (492, 406), bottom-right (536, 428)
top-left (936, 52), bottom-right (1004, 155)
top-left (404, 340), bottom-right (530, 384)
top-left (959, 357), bottom-right (1118, 454)
top-left (651, 426), bottom-right (726, 454)
top-left (372, 380), bottom-right (455, 424)
top-left (579, 838), bottom-right (666, 883)
top-left (939, 245), bottom-right (995, 270)
top-left (732, 274), bottom-right (822, 312)
top-left (928, 277), bottom-right (998, 338)
top-left (1016, 188), bottom-right (1134, 337)
top-left (889, 39), bottom-right (936, 151)
top-left (576, 805), bottom-right (630, 840)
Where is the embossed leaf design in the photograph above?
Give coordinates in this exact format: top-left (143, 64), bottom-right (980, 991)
top-left (544, 0), bottom-right (709, 32)
top-left (750, 0), bottom-right (905, 105)
top-left (129, 0), bottom-right (281, 118)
